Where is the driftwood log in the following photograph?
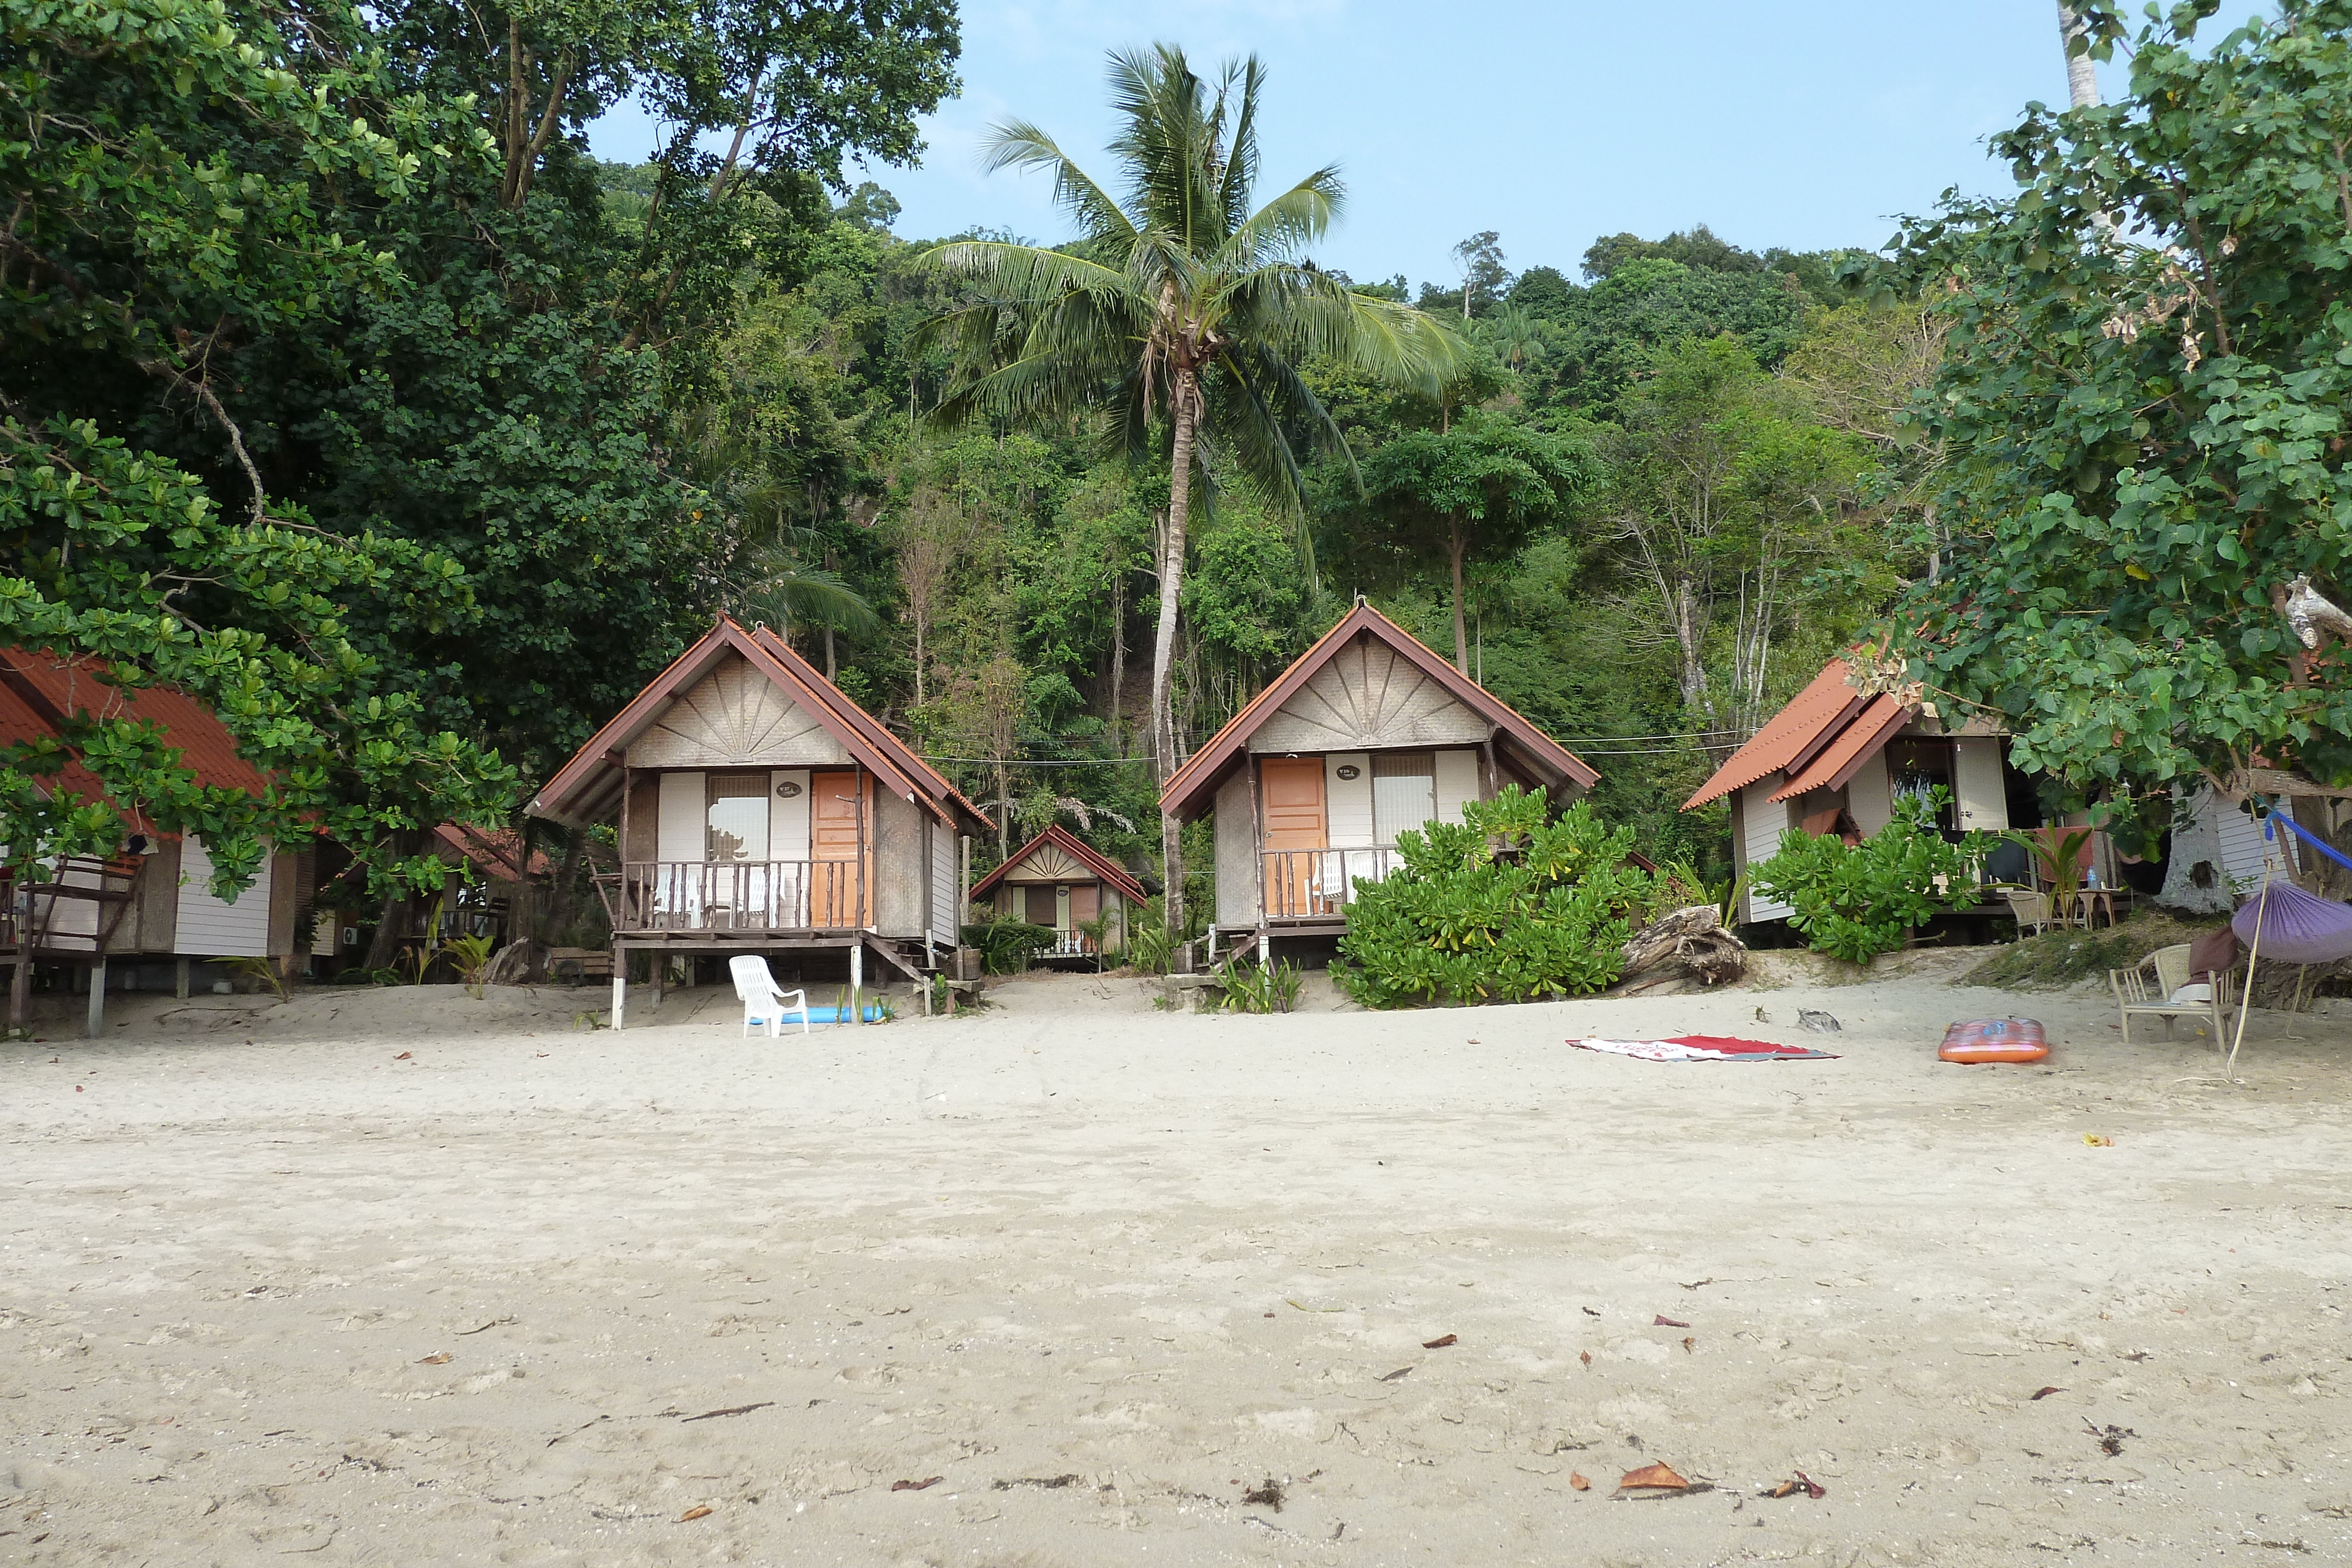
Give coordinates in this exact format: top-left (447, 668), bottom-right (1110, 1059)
top-left (1610, 905), bottom-right (1747, 997)
top-left (483, 938), bottom-right (549, 988)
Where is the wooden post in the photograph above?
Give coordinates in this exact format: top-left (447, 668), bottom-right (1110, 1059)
top-left (8, 950), bottom-right (27, 1034)
top-left (849, 941), bottom-right (863, 1025)
top-left (610, 952), bottom-right (626, 1032)
top-left (86, 956), bottom-right (106, 1038)
top-left (175, 957), bottom-right (191, 999)
top-left (1246, 755), bottom-right (1264, 930)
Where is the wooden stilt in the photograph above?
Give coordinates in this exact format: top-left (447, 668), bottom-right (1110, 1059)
top-left (611, 962), bottom-right (626, 1032)
top-left (86, 957), bottom-right (106, 1038)
top-left (8, 948), bottom-right (29, 1033)
top-left (175, 957), bottom-right (191, 999)
top-left (850, 942), bottom-right (863, 1025)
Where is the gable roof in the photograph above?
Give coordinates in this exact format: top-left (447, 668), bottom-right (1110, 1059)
top-left (1681, 659), bottom-right (1882, 810)
top-left (0, 648), bottom-right (269, 839)
top-left (968, 824), bottom-right (1149, 904)
top-left (1769, 695), bottom-right (1913, 803)
top-left (526, 617), bottom-right (991, 834)
top-left (1159, 602), bottom-right (1599, 820)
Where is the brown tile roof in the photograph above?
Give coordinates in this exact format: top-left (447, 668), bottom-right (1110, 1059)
top-left (1769, 695), bottom-right (1913, 802)
top-left (1681, 660), bottom-right (1876, 810)
top-left (0, 648), bottom-right (269, 839)
top-left (526, 617), bottom-right (991, 835)
top-left (1160, 601), bottom-right (1599, 821)
top-left (968, 824), bottom-right (1149, 905)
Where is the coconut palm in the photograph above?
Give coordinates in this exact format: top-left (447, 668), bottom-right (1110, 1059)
top-left (920, 44), bottom-right (1457, 937)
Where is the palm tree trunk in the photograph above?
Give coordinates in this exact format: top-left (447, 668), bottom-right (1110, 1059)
top-left (1449, 517), bottom-right (1471, 676)
top-left (1152, 373), bottom-right (1200, 954)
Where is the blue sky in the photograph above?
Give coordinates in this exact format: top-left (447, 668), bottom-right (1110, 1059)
top-left (587, 0), bottom-right (2272, 288)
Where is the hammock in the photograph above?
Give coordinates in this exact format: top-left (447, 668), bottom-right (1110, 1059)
top-left (2231, 880), bottom-right (2352, 965)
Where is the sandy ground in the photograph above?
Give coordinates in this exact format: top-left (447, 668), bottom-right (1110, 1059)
top-left (5, 961), bottom-right (2351, 1567)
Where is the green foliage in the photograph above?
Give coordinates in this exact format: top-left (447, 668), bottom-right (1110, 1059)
top-left (223, 956), bottom-right (290, 1002)
top-left (0, 420), bottom-right (517, 898)
top-left (1876, 0), bottom-right (2352, 793)
top-left (959, 914), bottom-right (1054, 974)
top-left (1123, 892), bottom-right (1205, 977)
top-left (441, 932), bottom-right (499, 995)
top-left (1334, 787), bottom-right (1658, 1008)
top-left (1210, 956), bottom-right (1302, 1014)
top-left (1749, 789), bottom-right (1994, 965)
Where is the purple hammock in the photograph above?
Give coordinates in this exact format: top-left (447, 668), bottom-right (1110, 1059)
top-left (2231, 812), bottom-right (2352, 964)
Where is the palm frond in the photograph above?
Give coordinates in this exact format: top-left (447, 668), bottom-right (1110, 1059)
top-left (1216, 167), bottom-right (1342, 269)
top-left (739, 560), bottom-right (880, 638)
top-left (977, 120), bottom-right (1135, 241)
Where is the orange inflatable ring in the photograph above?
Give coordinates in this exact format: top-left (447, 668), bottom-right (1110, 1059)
top-left (1939, 1018), bottom-right (2049, 1064)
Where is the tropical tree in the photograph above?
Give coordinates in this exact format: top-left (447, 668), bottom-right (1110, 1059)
top-left (920, 44), bottom-right (1458, 935)
top-left (1876, 0), bottom-right (2352, 820)
top-left (1361, 416), bottom-right (1588, 674)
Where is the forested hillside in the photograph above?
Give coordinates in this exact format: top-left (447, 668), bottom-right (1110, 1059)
top-left (654, 178), bottom-right (1940, 880)
top-left (2, 0), bottom-right (1944, 920)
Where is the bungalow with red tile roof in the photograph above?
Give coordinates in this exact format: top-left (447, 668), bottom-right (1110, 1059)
top-left (1157, 601), bottom-right (1600, 962)
top-left (525, 617), bottom-right (992, 1026)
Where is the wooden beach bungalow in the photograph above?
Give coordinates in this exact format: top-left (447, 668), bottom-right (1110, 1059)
top-left (524, 617), bottom-right (991, 1026)
top-left (0, 648), bottom-right (306, 1032)
top-left (1681, 657), bottom-right (2049, 923)
top-left (1158, 601), bottom-right (1601, 961)
top-left (970, 825), bottom-right (1147, 960)
top-left (1683, 656), bottom-right (2303, 924)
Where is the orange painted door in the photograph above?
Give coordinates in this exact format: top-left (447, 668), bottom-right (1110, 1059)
top-left (810, 770), bottom-right (871, 927)
top-left (1259, 757), bottom-right (1328, 917)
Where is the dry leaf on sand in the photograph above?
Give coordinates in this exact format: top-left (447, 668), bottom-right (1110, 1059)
top-left (1569, 1472), bottom-right (1591, 1491)
top-left (676, 1506), bottom-right (712, 1522)
top-left (1619, 1463), bottom-right (1689, 1491)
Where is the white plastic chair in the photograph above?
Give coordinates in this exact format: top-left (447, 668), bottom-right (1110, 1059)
top-left (730, 954), bottom-right (808, 1037)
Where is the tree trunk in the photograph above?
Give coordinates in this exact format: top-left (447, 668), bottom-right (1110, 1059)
top-left (913, 617), bottom-right (926, 707)
top-left (1672, 577), bottom-right (1709, 713)
top-left (1448, 517), bottom-right (1471, 676)
top-left (1109, 544), bottom-right (1128, 755)
top-left (1151, 373), bottom-right (1201, 951)
top-left (537, 827), bottom-right (583, 944)
top-left (2056, 4), bottom-right (2102, 109)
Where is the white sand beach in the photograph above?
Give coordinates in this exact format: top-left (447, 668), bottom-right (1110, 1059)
top-left (5, 964), bottom-right (2350, 1566)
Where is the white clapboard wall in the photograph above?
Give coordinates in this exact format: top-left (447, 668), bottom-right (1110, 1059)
top-left (175, 837), bottom-right (272, 957)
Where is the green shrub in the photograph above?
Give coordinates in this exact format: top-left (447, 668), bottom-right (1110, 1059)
top-left (1333, 786), bottom-right (1658, 1008)
top-left (959, 915), bottom-right (1055, 974)
top-left (1124, 893), bottom-right (1205, 976)
top-left (1211, 956), bottom-right (1303, 1014)
top-left (1749, 787), bottom-right (1994, 965)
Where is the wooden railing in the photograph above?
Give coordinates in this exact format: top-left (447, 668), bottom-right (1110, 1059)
top-left (1, 855), bottom-right (142, 955)
top-left (604, 860), bottom-right (868, 933)
top-left (1261, 847), bottom-right (1401, 921)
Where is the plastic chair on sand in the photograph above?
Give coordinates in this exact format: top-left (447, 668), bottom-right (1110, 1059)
top-left (730, 954), bottom-right (809, 1037)
top-left (2109, 942), bottom-right (2234, 1045)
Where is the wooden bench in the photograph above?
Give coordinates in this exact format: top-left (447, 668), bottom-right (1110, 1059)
top-left (549, 947), bottom-right (614, 983)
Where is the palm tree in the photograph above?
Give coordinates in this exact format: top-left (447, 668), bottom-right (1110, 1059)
top-left (1476, 304), bottom-right (1547, 375)
top-left (920, 45), bottom-right (1458, 940)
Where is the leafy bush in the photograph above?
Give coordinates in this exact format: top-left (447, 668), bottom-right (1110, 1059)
top-left (1749, 788), bottom-right (1993, 965)
top-left (1124, 893), bottom-right (1205, 976)
top-left (1211, 956), bottom-right (1303, 1014)
top-left (959, 915), bottom-right (1055, 974)
top-left (1333, 786), bottom-right (1658, 1008)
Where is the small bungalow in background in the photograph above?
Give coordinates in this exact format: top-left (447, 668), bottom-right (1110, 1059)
top-left (525, 617), bottom-right (991, 1027)
top-left (970, 825), bottom-right (1146, 961)
top-left (1159, 601), bottom-right (1601, 962)
top-left (308, 823), bottom-right (552, 972)
top-left (0, 648), bottom-right (307, 1032)
top-left (1682, 656), bottom-right (2280, 926)
top-left (1683, 658), bottom-right (2044, 924)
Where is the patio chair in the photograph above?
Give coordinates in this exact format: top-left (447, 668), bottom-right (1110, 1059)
top-left (730, 954), bottom-right (809, 1037)
top-left (2110, 943), bottom-right (2235, 1045)
top-left (2004, 888), bottom-right (2053, 938)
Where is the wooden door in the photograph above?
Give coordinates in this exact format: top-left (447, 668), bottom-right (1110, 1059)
top-left (1023, 884), bottom-right (1057, 926)
top-left (1259, 757), bottom-right (1328, 917)
top-left (810, 770), bottom-right (871, 928)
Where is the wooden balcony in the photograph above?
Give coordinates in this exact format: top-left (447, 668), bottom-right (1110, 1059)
top-left (597, 859), bottom-right (869, 935)
top-left (1, 855), bottom-right (142, 958)
top-left (1261, 847), bottom-right (1401, 923)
